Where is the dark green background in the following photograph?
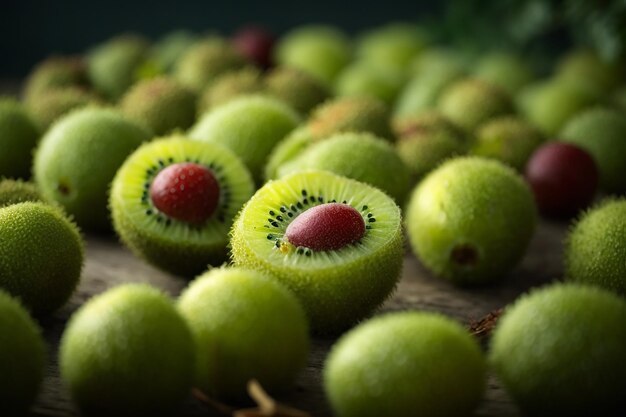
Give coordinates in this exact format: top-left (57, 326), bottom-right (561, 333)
top-left (0, 0), bottom-right (441, 77)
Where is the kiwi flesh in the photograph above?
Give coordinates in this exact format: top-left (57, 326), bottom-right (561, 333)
top-left (110, 137), bottom-right (254, 277)
top-left (0, 202), bottom-right (84, 315)
top-left (230, 170), bottom-right (404, 333)
top-left (0, 98), bottom-right (41, 179)
top-left (0, 179), bottom-right (41, 208)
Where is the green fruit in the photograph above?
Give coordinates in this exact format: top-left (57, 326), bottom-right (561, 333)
top-left (23, 56), bottom-right (89, 105)
top-left (335, 61), bottom-right (404, 105)
top-left (120, 77), bottom-right (196, 135)
top-left (517, 80), bottom-right (597, 137)
top-left (59, 284), bottom-right (194, 417)
top-left (87, 34), bottom-right (150, 100)
top-left (197, 67), bottom-right (264, 115)
top-left (0, 202), bottom-right (84, 314)
top-left (556, 49), bottom-right (624, 94)
top-left (274, 25), bottom-right (351, 86)
top-left (151, 30), bottom-right (198, 73)
top-left (265, 66), bottom-right (331, 115)
top-left (178, 267), bottom-right (309, 401)
top-left (565, 199), bottom-right (626, 296)
top-left (0, 98), bottom-right (40, 179)
top-left (34, 108), bottom-right (151, 231)
top-left (490, 284), bottom-right (626, 416)
top-left (189, 95), bottom-right (300, 180)
top-left (438, 78), bottom-right (514, 132)
top-left (231, 170), bottom-right (404, 333)
top-left (394, 112), bottom-right (467, 181)
top-left (355, 23), bottom-right (429, 74)
top-left (559, 107), bottom-right (626, 194)
top-left (409, 47), bottom-right (467, 78)
top-left (277, 132), bottom-right (411, 203)
top-left (406, 157), bottom-right (536, 285)
top-left (0, 179), bottom-right (41, 208)
top-left (174, 38), bottom-right (248, 93)
top-left (27, 87), bottom-right (102, 132)
top-left (0, 290), bottom-right (46, 417)
top-left (473, 52), bottom-right (535, 94)
top-left (324, 312), bottom-right (486, 417)
top-left (308, 96), bottom-right (394, 141)
top-left (471, 116), bottom-right (544, 171)
top-left (264, 126), bottom-right (313, 180)
top-left (110, 137), bottom-right (254, 277)
top-left (612, 85), bottom-right (626, 113)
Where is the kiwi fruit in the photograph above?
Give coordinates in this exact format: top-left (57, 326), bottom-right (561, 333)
top-left (0, 98), bottom-right (41, 179)
top-left (274, 25), bottom-right (351, 86)
top-left (0, 179), bottom-right (41, 208)
top-left (471, 116), bottom-right (544, 171)
top-left (409, 47), bottom-right (467, 78)
top-left (189, 95), bottom-right (300, 180)
top-left (405, 157), bottom-right (536, 286)
top-left (34, 107), bottom-right (151, 232)
top-left (230, 170), bottom-right (404, 333)
top-left (612, 85), bottom-right (626, 113)
top-left (87, 34), bottom-right (150, 100)
top-left (59, 284), bottom-right (194, 417)
top-left (490, 284), bottom-right (626, 416)
top-left (559, 107), bottom-right (626, 194)
top-left (197, 67), bottom-right (264, 115)
top-left (334, 61), bottom-right (404, 105)
top-left (276, 132), bottom-right (411, 204)
top-left (27, 86), bottom-right (102, 132)
top-left (264, 126), bottom-right (314, 181)
top-left (0, 202), bottom-right (84, 314)
top-left (517, 79), bottom-right (597, 137)
top-left (151, 30), bottom-right (198, 73)
top-left (355, 23), bottom-right (429, 74)
top-left (22, 56), bottom-right (89, 105)
top-left (265, 66), bottom-right (331, 115)
top-left (438, 78), bottom-right (514, 132)
top-left (394, 112), bottom-right (467, 181)
top-left (564, 199), bottom-right (626, 296)
top-left (120, 77), bottom-right (196, 135)
top-left (324, 311), bottom-right (486, 417)
top-left (555, 49), bottom-right (624, 95)
top-left (473, 52), bottom-right (534, 94)
top-left (178, 267), bottom-right (309, 401)
top-left (174, 37), bottom-right (248, 93)
top-left (308, 96), bottom-right (394, 142)
top-left (0, 290), bottom-right (46, 417)
top-left (110, 137), bottom-right (254, 276)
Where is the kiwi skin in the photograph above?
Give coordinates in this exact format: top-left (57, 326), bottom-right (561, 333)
top-left (27, 86), bottom-right (102, 132)
top-left (564, 199), bottom-right (626, 296)
top-left (0, 179), bottom-right (41, 208)
top-left (490, 284), bottom-right (626, 416)
top-left (23, 56), bottom-right (89, 105)
top-left (178, 267), bottom-right (309, 402)
top-left (405, 157), bottom-right (536, 286)
top-left (265, 66), bottom-right (331, 115)
top-left (264, 126), bottom-right (313, 181)
top-left (197, 67), bottom-right (264, 115)
top-left (324, 311), bottom-right (486, 417)
top-left (0, 290), bottom-right (46, 417)
top-left (0, 98), bottom-right (41, 179)
top-left (0, 202), bottom-right (84, 315)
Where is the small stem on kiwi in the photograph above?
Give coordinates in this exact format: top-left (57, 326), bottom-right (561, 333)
top-left (468, 308), bottom-right (503, 340)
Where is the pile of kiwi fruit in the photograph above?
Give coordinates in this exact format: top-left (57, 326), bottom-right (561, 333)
top-left (0, 18), bottom-right (625, 417)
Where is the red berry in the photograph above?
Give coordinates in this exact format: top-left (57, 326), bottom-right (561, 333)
top-left (285, 203), bottom-right (366, 251)
top-left (525, 142), bottom-right (598, 218)
top-left (150, 163), bottom-right (220, 224)
top-left (232, 26), bottom-right (275, 69)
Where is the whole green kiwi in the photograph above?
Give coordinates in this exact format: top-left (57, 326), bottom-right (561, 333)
top-left (0, 98), bottom-right (41, 179)
top-left (0, 179), bottom-right (41, 208)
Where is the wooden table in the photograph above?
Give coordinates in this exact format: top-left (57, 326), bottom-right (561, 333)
top-left (31, 220), bottom-right (566, 417)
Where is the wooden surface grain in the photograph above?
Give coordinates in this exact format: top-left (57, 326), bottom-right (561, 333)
top-left (30, 220), bottom-right (567, 417)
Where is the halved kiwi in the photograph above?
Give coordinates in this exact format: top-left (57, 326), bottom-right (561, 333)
top-left (230, 170), bottom-right (404, 334)
top-left (110, 137), bottom-right (254, 277)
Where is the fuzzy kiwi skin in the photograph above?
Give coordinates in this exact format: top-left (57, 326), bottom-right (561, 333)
top-left (406, 157), bottom-right (536, 286)
top-left (120, 77), bottom-right (196, 135)
top-left (197, 67), bottom-right (264, 115)
top-left (23, 56), bottom-right (89, 105)
top-left (0, 98), bottom-right (41, 179)
top-left (0, 179), bottom-right (41, 208)
top-left (490, 284), bottom-right (626, 416)
top-left (189, 95), bottom-right (301, 180)
top-left (230, 170), bottom-right (404, 334)
top-left (334, 61), bottom-right (404, 105)
top-left (324, 312), bottom-right (486, 417)
top-left (178, 267), bottom-right (309, 402)
top-left (151, 30), bottom-right (198, 73)
top-left (473, 52), bottom-right (534, 94)
top-left (264, 126), bottom-right (313, 181)
top-left (277, 132), bottom-right (411, 204)
top-left (564, 199), bottom-right (626, 296)
top-left (34, 107), bottom-right (151, 232)
top-left (59, 284), bottom-right (194, 417)
top-left (0, 202), bottom-right (84, 315)
top-left (559, 108), bottom-right (626, 194)
top-left (27, 86), bottom-right (102, 132)
top-left (0, 290), bottom-right (46, 417)
top-left (437, 78), bottom-right (514, 132)
top-left (265, 66), bottom-right (331, 115)
top-left (555, 49), bottom-right (624, 95)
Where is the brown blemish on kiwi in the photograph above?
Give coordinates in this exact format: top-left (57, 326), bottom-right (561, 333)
top-left (451, 243), bottom-right (479, 267)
